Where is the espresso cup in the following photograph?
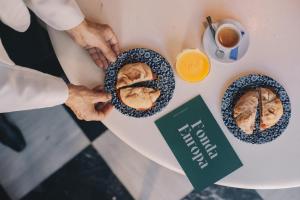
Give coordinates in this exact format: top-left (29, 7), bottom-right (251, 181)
top-left (215, 22), bottom-right (242, 53)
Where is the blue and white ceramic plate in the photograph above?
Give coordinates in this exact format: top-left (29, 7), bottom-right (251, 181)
top-left (221, 74), bottom-right (291, 144)
top-left (104, 48), bottom-right (175, 118)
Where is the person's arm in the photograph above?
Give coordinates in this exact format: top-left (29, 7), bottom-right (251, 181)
top-left (25, 0), bottom-right (120, 69)
top-left (0, 0), bottom-right (30, 32)
top-left (0, 62), bottom-right (113, 121)
top-left (0, 62), bottom-right (68, 112)
top-left (24, 0), bottom-right (84, 31)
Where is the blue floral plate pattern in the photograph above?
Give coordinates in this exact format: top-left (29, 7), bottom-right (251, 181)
top-left (104, 48), bottom-right (175, 118)
top-left (221, 74), bottom-right (291, 144)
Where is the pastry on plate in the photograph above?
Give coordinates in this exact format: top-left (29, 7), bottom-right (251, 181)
top-left (119, 87), bottom-right (160, 111)
top-left (260, 88), bottom-right (283, 130)
top-left (116, 63), bottom-right (154, 89)
top-left (233, 90), bottom-right (259, 134)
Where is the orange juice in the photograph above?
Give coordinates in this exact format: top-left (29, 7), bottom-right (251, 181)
top-left (176, 49), bottom-right (210, 82)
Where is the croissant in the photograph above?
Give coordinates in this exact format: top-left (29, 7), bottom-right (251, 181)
top-left (233, 90), bottom-right (259, 134)
top-left (119, 87), bottom-right (160, 111)
top-left (233, 88), bottom-right (284, 134)
top-left (260, 88), bottom-right (283, 130)
top-left (116, 63), bottom-right (154, 89)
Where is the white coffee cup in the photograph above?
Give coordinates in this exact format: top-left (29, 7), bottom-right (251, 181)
top-left (215, 22), bottom-right (242, 53)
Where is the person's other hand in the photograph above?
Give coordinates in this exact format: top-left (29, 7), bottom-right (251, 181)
top-left (65, 84), bottom-right (113, 121)
top-left (67, 20), bottom-right (120, 69)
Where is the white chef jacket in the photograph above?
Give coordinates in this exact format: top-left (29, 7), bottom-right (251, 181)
top-left (0, 0), bottom-right (85, 112)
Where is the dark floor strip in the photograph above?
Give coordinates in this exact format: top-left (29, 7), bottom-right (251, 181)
top-left (63, 105), bottom-right (108, 141)
top-left (21, 146), bottom-right (133, 200)
top-left (0, 185), bottom-right (11, 200)
top-left (182, 185), bottom-right (263, 200)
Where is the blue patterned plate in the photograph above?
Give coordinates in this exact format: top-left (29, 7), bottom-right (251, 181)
top-left (221, 74), bottom-right (291, 144)
top-left (104, 48), bottom-right (175, 118)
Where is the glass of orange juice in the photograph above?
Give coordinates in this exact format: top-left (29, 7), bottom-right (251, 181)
top-left (176, 49), bottom-right (210, 83)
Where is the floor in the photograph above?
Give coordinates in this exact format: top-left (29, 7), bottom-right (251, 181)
top-left (0, 105), bottom-right (299, 200)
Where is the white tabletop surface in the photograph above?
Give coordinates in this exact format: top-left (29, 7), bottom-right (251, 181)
top-left (48, 0), bottom-right (300, 189)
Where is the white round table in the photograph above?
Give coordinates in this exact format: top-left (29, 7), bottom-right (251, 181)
top-left (48, 0), bottom-right (300, 189)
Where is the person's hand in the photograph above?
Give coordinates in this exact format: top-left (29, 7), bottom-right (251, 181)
top-left (67, 20), bottom-right (120, 69)
top-left (65, 84), bottom-right (113, 121)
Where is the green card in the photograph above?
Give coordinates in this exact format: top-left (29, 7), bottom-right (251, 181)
top-left (155, 95), bottom-right (242, 191)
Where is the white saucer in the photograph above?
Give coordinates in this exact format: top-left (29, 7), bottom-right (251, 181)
top-left (203, 19), bottom-right (250, 63)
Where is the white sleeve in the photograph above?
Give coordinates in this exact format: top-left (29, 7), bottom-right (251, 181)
top-left (0, 0), bottom-right (31, 32)
top-left (0, 63), bottom-right (69, 113)
top-left (24, 0), bottom-right (85, 31)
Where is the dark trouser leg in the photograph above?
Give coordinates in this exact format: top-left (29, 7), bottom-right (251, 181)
top-left (0, 11), bottom-right (65, 76)
top-left (0, 184), bottom-right (10, 200)
top-left (0, 11), bottom-right (67, 151)
top-left (0, 114), bottom-right (26, 152)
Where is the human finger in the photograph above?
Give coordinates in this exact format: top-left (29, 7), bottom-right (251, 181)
top-left (88, 48), bottom-right (104, 68)
top-left (96, 103), bottom-right (113, 118)
top-left (111, 43), bottom-right (120, 56)
top-left (93, 85), bottom-right (104, 92)
top-left (95, 39), bottom-right (117, 63)
top-left (90, 91), bottom-right (112, 103)
top-left (96, 49), bottom-right (108, 68)
top-left (105, 28), bottom-right (120, 55)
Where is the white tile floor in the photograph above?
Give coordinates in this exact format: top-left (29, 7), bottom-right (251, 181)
top-left (0, 106), bottom-right (89, 200)
top-left (93, 130), bottom-right (300, 200)
top-left (93, 130), bottom-right (194, 200)
top-left (258, 188), bottom-right (300, 200)
top-left (1, 106), bottom-right (300, 200)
